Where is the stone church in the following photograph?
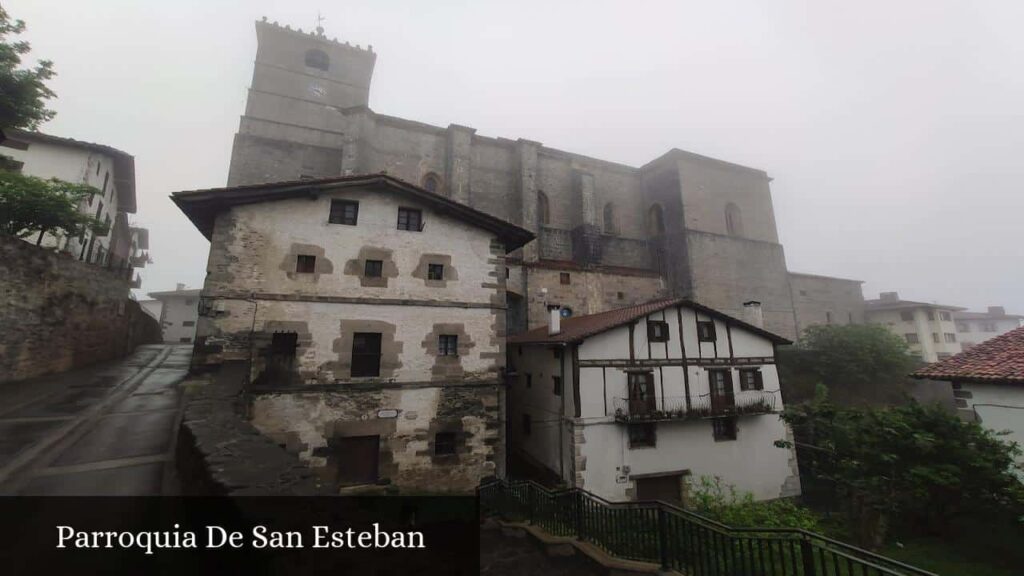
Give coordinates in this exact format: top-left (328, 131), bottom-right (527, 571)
top-left (228, 18), bottom-right (864, 341)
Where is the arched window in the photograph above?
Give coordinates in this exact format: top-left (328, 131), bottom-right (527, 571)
top-left (603, 203), bottom-right (617, 235)
top-left (537, 191), bottom-right (550, 226)
top-left (422, 172), bottom-right (441, 193)
top-left (725, 202), bottom-right (744, 237)
top-left (305, 49), bottom-right (330, 72)
top-left (648, 204), bottom-right (665, 236)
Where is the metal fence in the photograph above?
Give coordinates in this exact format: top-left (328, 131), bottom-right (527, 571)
top-left (612, 390), bottom-right (780, 421)
top-left (479, 479), bottom-right (936, 576)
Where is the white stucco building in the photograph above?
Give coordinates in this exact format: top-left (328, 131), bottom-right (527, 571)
top-left (0, 129), bottom-right (143, 282)
top-left (913, 326), bottom-right (1024, 474)
top-left (172, 174), bottom-right (532, 493)
top-left (148, 285), bottom-right (201, 343)
top-left (865, 292), bottom-right (965, 362)
top-left (955, 307), bottom-right (1024, 350)
top-left (507, 298), bottom-right (800, 503)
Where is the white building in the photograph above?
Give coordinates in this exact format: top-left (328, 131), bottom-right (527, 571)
top-left (913, 326), bottom-right (1024, 474)
top-left (507, 298), bottom-right (800, 503)
top-left (865, 292), bottom-right (964, 362)
top-left (955, 307), bottom-right (1024, 351)
top-left (172, 174), bottom-right (532, 492)
top-left (148, 285), bottom-right (201, 343)
top-left (0, 129), bottom-right (142, 280)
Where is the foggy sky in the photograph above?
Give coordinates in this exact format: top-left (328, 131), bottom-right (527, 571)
top-left (8, 0), bottom-right (1023, 314)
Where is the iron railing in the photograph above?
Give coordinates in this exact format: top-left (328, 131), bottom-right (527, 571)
top-left (613, 390), bottom-right (779, 422)
top-left (479, 479), bottom-right (936, 576)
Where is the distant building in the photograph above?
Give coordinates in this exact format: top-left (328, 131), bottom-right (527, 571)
top-left (0, 129), bottom-right (145, 287)
top-left (788, 272), bottom-right (865, 337)
top-left (507, 298), bottom-right (800, 503)
top-left (865, 292), bottom-right (965, 363)
top-left (912, 326), bottom-right (1024, 473)
top-left (148, 284), bottom-right (200, 343)
top-left (955, 307), bottom-right (1024, 350)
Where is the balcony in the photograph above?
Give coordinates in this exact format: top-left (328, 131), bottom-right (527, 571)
top-left (611, 390), bottom-right (779, 422)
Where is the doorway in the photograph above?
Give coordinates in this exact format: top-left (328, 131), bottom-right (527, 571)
top-left (336, 435), bottom-right (380, 486)
top-left (635, 473), bottom-right (685, 504)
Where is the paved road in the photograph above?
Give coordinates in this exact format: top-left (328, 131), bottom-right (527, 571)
top-left (0, 344), bottom-right (191, 495)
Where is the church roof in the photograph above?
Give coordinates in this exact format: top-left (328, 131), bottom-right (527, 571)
top-left (509, 297), bottom-right (791, 346)
top-left (170, 174), bottom-right (535, 250)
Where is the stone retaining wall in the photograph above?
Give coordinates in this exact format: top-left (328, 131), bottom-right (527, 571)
top-left (0, 235), bottom-right (161, 384)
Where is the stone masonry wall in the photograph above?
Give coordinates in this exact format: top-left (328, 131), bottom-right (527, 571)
top-left (0, 236), bottom-right (161, 384)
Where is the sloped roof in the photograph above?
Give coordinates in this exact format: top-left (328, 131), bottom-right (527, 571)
top-left (864, 298), bottom-right (966, 312)
top-left (170, 174), bottom-right (534, 250)
top-left (912, 326), bottom-right (1024, 385)
top-left (509, 297), bottom-right (791, 346)
top-left (5, 129), bottom-right (136, 214)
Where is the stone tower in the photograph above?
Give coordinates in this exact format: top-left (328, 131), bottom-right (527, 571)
top-left (227, 18), bottom-right (376, 186)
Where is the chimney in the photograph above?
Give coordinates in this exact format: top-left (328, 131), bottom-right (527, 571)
top-left (548, 304), bottom-right (562, 336)
top-left (742, 301), bottom-right (764, 328)
top-left (880, 291), bottom-right (899, 302)
top-left (176, 283), bottom-right (186, 291)
top-left (988, 306), bottom-right (1006, 316)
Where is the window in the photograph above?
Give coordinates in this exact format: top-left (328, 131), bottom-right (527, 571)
top-left (185, 298), bottom-right (196, 306)
top-left (739, 369), bottom-right (763, 391)
top-left (900, 311), bottom-right (914, 322)
top-left (397, 208), bottom-right (422, 231)
top-left (926, 311), bottom-right (935, 321)
top-left (799, 290), bottom-right (808, 297)
top-left (932, 333), bottom-right (940, 343)
top-left (725, 202), bottom-right (743, 237)
top-left (628, 424), bottom-right (656, 448)
top-left (957, 323), bottom-right (970, 332)
top-left (522, 414), bottom-right (532, 436)
top-left (648, 320), bottom-right (670, 342)
top-left (329, 200), bottom-right (359, 225)
top-left (182, 321), bottom-right (196, 327)
top-left (434, 432), bottom-right (456, 456)
top-left (944, 333), bottom-right (957, 343)
top-left (427, 263), bottom-right (444, 281)
top-left (617, 291), bottom-right (624, 300)
top-left (179, 337), bottom-right (192, 343)
top-left (505, 267), bottom-right (510, 279)
top-left (560, 272), bottom-right (571, 285)
top-left (982, 322), bottom-right (997, 332)
top-left (648, 204), bottom-right (665, 236)
top-left (305, 48), bottom-right (330, 71)
top-left (296, 254), bottom-right (316, 273)
top-left (525, 373), bottom-right (532, 388)
top-left (553, 348), bottom-right (562, 359)
top-left (939, 311), bottom-right (952, 321)
top-left (712, 417), bottom-right (737, 441)
top-left (697, 321), bottom-right (716, 342)
top-left (438, 334), bottom-right (458, 356)
top-left (96, 201), bottom-right (104, 219)
top-left (422, 173), bottom-right (441, 193)
top-left (102, 172), bottom-right (110, 198)
top-left (937, 353), bottom-right (952, 360)
top-left (603, 203), bottom-right (617, 234)
top-left (825, 311), bottom-right (833, 325)
top-left (351, 332), bottom-right (382, 377)
top-left (905, 333), bottom-right (919, 344)
top-left (537, 191), bottom-right (550, 226)
top-left (364, 259), bottom-right (383, 278)
top-left (553, 376), bottom-right (562, 396)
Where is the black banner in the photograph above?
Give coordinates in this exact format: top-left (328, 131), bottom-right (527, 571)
top-left (0, 497), bottom-right (479, 575)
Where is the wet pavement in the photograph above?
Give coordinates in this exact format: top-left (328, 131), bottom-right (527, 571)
top-left (0, 344), bottom-right (192, 495)
top-left (479, 526), bottom-right (599, 576)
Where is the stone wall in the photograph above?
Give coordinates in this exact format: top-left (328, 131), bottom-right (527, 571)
top-left (0, 236), bottom-right (161, 384)
top-left (789, 272), bottom-right (865, 338)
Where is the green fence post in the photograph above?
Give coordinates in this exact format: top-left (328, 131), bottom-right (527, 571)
top-left (657, 507), bottom-right (670, 571)
top-left (800, 535), bottom-right (817, 576)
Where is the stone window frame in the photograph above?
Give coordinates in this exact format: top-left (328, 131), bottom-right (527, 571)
top-left (421, 172), bottom-right (442, 193)
top-left (364, 259), bottom-right (383, 278)
top-left (351, 332), bottom-right (383, 378)
top-left (329, 199), bottom-right (359, 225)
top-left (397, 207), bottom-right (423, 232)
top-left (537, 191), bottom-right (550, 226)
top-left (647, 320), bottom-right (670, 343)
top-left (697, 321), bottom-right (716, 342)
top-left (305, 48), bottom-right (330, 71)
top-left (296, 254), bottom-right (317, 274)
top-left (427, 263), bottom-right (444, 281)
top-left (628, 423), bottom-right (657, 449)
top-left (438, 334), bottom-right (459, 357)
top-left (560, 272), bottom-right (571, 285)
top-left (725, 202), bottom-right (744, 237)
top-left (433, 432), bottom-right (457, 456)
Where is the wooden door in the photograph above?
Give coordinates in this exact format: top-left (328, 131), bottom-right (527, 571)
top-left (709, 370), bottom-right (735, 413)
top-left (628, 372), bottom-right (656, 416)
top-left (636, 474), bottom-right (683, 504)
top-left (336, 435), bottom-right (380, 486)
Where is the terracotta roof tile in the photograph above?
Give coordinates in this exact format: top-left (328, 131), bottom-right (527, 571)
top-left (912, 326), bottom-right (1024, 384)
top-left (508, 297), bottom-right (791, 346)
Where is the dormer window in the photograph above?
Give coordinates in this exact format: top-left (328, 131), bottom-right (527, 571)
top-left (305, 49), bottom-right (329, 71)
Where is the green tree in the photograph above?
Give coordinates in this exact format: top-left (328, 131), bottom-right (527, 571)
top-left (0, 6), bottom-right (56, 130)
top-left (777, 324), bottom-right (920, 405)
top-left (778, 391), bottom-right (1023, 548)
top-left (0, 171), bottom-right (107, 242)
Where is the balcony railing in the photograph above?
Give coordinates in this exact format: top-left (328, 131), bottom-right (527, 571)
top-left (612, 390), bottom-right (779, 422)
